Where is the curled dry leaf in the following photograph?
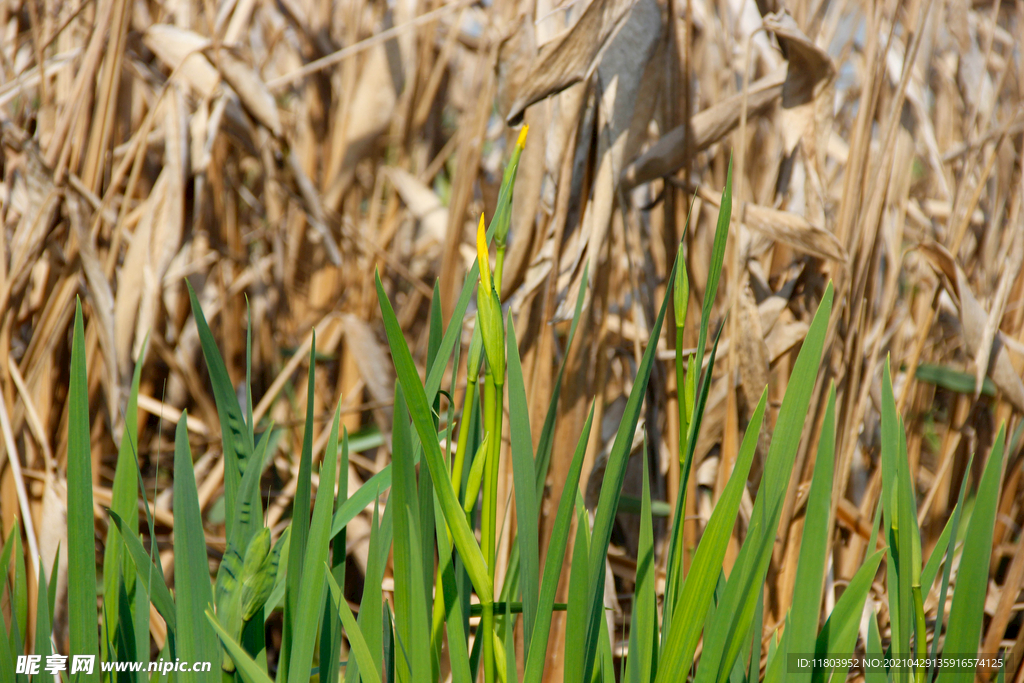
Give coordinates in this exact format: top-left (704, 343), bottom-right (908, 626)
top-left (620, 66), bottom-right (786, 189)
top-left (505, 0), bottom-right (641, 124)
top-left (917, 241), bottom-right (1024, 412)
top-left (764, 11), bottom-right (836, 227)
top-left (692, 183), bottom-right (847, 262)
top-left (143, 25), bottom-right (218, 98)
top-left (738, 201), bottom-right (847, 263)
top-left (763, 11), bottom-right (836, 165)
top-left (212, 48), bottom-right (283, 138)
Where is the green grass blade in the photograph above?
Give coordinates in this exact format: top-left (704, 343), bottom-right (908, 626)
top-left (880, 360), bottom-right (917, 674)
top-left (627, 454), bottom-right (656, 683)
top-left (108, 511), bottom-right (177, 634)
top-left (46, 548), bottom-right (58, 627)
top-left (864, 599), bottom-right (886, 683)
top-left (34, 559), bottom-right (52, 663)
top-left (286, 402), bottom-right (342, 683)
top-left (360, 501), bottom-right (388, 678)
top-left (103, 337), bottom-right (146, 660)
top-left (522, 403), bottom-right (595, 683)
top-left (186, 282), bottom-right (255, 537)
top-left (505, 315), bottom-right (539, 648)
top-left (433, 493), bottom-right (472, 683)
top-left (746, 585), bottom-right (764, 683)
top-left (376, 272), bottom-right (491, 603)
top-left (13, 523), bottom-right (27, 648)
top-left (665, 169), bottom-right (730, 643)
top-left (920, 508), bottom-right (954, 595)
top-left (687, 283), bottom-right (833, 683)
top-left (68, 298), bottom-right (100, 682)
top-left (914, 364), bottom-right (996, 397)
top-left (173, 413), bottom-right (218, 683)
top-left (0, 603), bottom-right (12, 683)
top-left (656, 389), bottom-right (767, 683)
top-left (926, 453), bottom-right (973, 683)
top-left (206, 609), bottom-right (275, 683)
top-left (563, 503), bottom-right (591, 683)
top-left (0, 530), bottom-right (15, 683)
top-left (330, 465), bottom-right (392, 539)
top-left (581, 251), bottom-right (679, 683)
top-left (390, 382), bottom-right (432, 683)
top-left (114, 568), bottom-right (139, 683)
top-left (280, 335), bottom-right (318, 683)
top-left (694, 157), bottom-right (732, 370)
top-left (810, 550), bottom-right (885, 683)
top-left (326, 571), bottom-right (382, 683)
top-left (786, 383), bottom-right (837, 683)
top-left (321, 428), bottom-right (349, 683)
top-left (942, 423), bottom-right (1006, 683)
top-left (216, 423), bottom-right (274, 641)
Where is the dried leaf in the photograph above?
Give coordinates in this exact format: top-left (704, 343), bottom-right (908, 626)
top-left (143, 25), bottom-right (218, 98)
top-left (212, 48), bottom-right (283, 138)
top-left (763, 12), bottom-right (835, 162)
top-left (620, 67), bottom-right (786, 189)
top-left (739, 201), bottom-right (847, 263)
top-left (506, 0), bottom-right (641, 123)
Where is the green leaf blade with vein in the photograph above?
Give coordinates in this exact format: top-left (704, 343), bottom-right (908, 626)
top-left (326, 571), bottom-right (382, 683)
top-left (786, 383), bottom-right (837, 683)
top-left (108, 511), bottom-right (177, 635)
top-left (375, 271), bottom-right (492, 604)
top-left (286, 402), bottom-right (342, 683)
top-left (627, 454), bottom-right (656, 683)
top-left (810, 550), bottom-right (885, 683)
top-left (390, 381), bottom-right (432, 683)
top-left (173, 413), bottom-right (218, 683)
top-left (522, 403), bottom-right (594, 683)
top-left (68, 298), bottom-right (100, 683)
top-left (581, 249), bottom-right (679, 683)
top-left (206, 610), bottom-right (275, 683)
top-left (942, 423), bottom-right (1006, 683)
top-left (880, 359), bottom-right (917, 679)
top-left (506, 315), bottom-right (539, 649)
top-left (656, 388), bottom-right (767, 683)
top-left (687, 282), bottom-right (833, 683)
top-left (186, 282), bottom-right (255, 538)
top-left (103, 338), bottom-right (146, 664)
top-left (280, 334), bottom-right (318, 683)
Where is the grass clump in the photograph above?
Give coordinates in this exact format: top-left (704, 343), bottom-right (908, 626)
top-left (0, 136), bottom-right (1013, 683)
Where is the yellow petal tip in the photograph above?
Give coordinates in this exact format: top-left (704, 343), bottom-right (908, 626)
top-left (476, 214), bottom-right (492, 292)
top-left (516, 125), bottom-right (529, 149)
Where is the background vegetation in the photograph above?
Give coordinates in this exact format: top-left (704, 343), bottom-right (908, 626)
top-left (0, 0), bottom-right (1023, 679)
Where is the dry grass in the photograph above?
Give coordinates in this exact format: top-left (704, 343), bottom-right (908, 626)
top-left (1, 0), bottom-right (1023, 678)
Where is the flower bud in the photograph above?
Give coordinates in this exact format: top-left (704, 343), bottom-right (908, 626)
top-left (674, 243), bottom-right (689, 330)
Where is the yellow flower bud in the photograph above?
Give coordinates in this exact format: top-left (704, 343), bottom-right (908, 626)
top-left (477, 213), bottom-right (492, 294)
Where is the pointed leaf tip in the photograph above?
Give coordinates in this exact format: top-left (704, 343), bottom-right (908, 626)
top-left (516, 125), bottom-right (529, 149)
